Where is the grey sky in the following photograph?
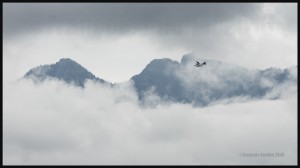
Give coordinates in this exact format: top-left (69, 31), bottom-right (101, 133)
top-left (3, 3), bottom-right (297, 82)
top-left (4, 3), bottom-right (260, 38)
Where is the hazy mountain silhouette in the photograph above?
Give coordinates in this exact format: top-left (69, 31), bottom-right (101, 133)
top-left (131, 54), bottom-right (297, 106)
top-left (24, 58), bottom-right (107, 87)
top-left (24, 55), bottom-right (297, 106)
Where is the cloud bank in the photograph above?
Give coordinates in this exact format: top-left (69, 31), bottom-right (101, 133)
top-left (3, 78), bottom-right (297, 165)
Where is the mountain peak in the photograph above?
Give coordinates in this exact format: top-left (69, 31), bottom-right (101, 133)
top-left (180, 53), bottom-right (196, 64)
top-left (148, 58), bottom-right (178, 66)
top-left (131, 54), bottom-right (297, 106)
top-left (55, 58), bottom-right (82, 67)
top-left (60, 58), bottom-right (73, 61)
top-left (58, 58), bottom-right (77, 64)
top-left (24, 58), bottom-right (107, 87)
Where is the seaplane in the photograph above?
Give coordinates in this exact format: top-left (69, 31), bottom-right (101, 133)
top-left (194, 61), bottom-right (206, 67)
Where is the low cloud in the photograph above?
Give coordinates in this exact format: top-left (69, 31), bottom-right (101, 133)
top-left (3, 78), bottom-right (297, 165)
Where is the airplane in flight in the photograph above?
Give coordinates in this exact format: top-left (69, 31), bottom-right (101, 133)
top-left (194, 61), bottom-right (206, 67)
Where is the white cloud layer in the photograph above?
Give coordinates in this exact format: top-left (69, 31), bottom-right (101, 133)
top-left (3, 79), bottom-right (297, 165)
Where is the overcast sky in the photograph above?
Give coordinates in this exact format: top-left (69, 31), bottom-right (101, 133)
top-left (3, 3), bottom-right (297, 82)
